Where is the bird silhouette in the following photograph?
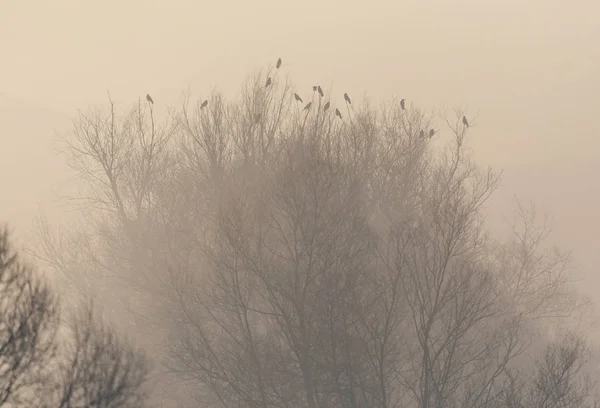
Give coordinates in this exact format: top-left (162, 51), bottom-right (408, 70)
top-left (318, 86), bottom-right (324, 97)
top-left (313, 86), bottom-right (318, 92)
top-left (276, 58), bottom-right (282, 69)
top-left (200, 100), bottom-right (208, 109)
top-left (419, 130), bottom-right (425, 138)
top-left (294, 93), bottom-right (303, 103)
top-left (265, 77), bottom-right (272, 88)
top-left (335, 108), bottom-right (342, 119)
top-left (323, 101), bottom-right (330, 111)
top-left (304, 102), bottom-right (312, 111)
top-left (429, 129), bottom-right (435, 138)
top-left (462, 116), bottom-right (469, 127)
top-left (344, 93), bottom-right (351, 104)
top-left (400, 99), bottom-right (405, 110)
top-left (146, 94), bottom-right (154, 104)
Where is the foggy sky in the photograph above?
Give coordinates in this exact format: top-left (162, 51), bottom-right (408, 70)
top-left (1, 0), bottom-right (599, 301)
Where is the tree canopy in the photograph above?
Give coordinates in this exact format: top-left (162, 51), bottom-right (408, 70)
top-left (33, 66), bottom-right (599, 408)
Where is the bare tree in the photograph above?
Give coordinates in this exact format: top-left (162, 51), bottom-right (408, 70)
top-left (54, 300), bottom-right (150, 408)
top-left (0, 225), bottom-right (150, 407)
top-left (530, 333), bottom-right (596, 408)
top-left (33, 68), bottom-right (596, 408)
top-left (496, 333), bottom-right (599, 408)
top-left (0, 226), bottom-right (58, 407)
top-left (165, 84), bottom-right (587, 408)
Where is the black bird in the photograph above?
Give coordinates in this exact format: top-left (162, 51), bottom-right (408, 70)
top-left (304, 102), bottom-right (312, 111)
top-left (276, 58), bottom-right (282, 69)
top-left (335, 108), bottom-right (342, 119)
top-left (323, 101), bottom-right (330, 111)
top-left (313, 86), bottom-right (318, 92)
top-left (200, 100), bottom-right (208, 109)
top-left (462, 116), bottom-right (469, 127)
top-left (400, 99), bottom-right (405, 110)
top-left (429, 129), bottom-right (435, 138)
top-left (294, 93), bottom-right (303, 103)
top-left (419, 130), bottom-right (425, 138)
top-left (146, 94), bottom-right (154, 104)
top-left (317, 86), bottom-right (324, 97)
top-left (344, 93), bottom-right (351, 104)
top-left (265, 77), bottom-right (272, 88)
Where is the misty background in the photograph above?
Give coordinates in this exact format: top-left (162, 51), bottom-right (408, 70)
top-left (2, 1), bottom-right (600, 407)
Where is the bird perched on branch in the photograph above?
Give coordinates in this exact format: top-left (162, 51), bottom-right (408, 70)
top-left (146, 94), bottom-right (154, 104)
top-left (429, 129), bottom-right (435, 138)
top-left (335, 108), bottom-right (342, 119)
top-left (276, 58), bottom-right (282, 69)
top-left (294, 93), bottom-right (303, 103)
top-left (304, 102), bottom-right (312, 111)
top-left (200, 100), bottom-right (208, 109)
top-left (317, 86), bottom-right (324, 97)
top-left (344, 93), bottom-right (351, 104)
top-left (265, 77), bottom-right (272, 88)
top-left (400, 99), bottom-right (405, 110)
top-left (462, 116), bottom-right (469, 127)
top-left (313, 86), bottom-right (318, 92)
top-left (323, 101), bottom-right (330, 111)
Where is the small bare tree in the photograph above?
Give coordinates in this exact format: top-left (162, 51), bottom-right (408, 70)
top-left (0, 226), bottom-right (58, 407)
top-left (54, 300), bottom-right (150, 408)
top-left (531, 334), bottom-right (596, 408)
top-left (497, 333), bottom-right (598, 408)
top-left (0, 225), bottom-right (150, 407)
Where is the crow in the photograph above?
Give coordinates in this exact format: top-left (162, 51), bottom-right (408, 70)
top-left (344, 93), bottom-right (351, 104)
top-left (304, 102), bottom-right (312, 111)
top-left (462, 116), bottom-right (469, 127)
top-left (317, 86), bottom-right (324, 97)
top-left (276, 58), bottom-right (282, 69)
top-left (200, 100), bottom-right (208, 109)
top-left (400, 99), bottom-right (405, 110)
top-left (429, 129), bottom-right (435, 138)
top-left (265, 77), bottom-right (272, 88)
top-left (294, 93), bottom-right (303, 103)
top-left (146, 94), bottom-right (154, 104)
top-left (420, 130), bottom-right (425, 138)
top-left (323, 101), bottom-right (330, 111)
top-left (335, 108), bottom-right (342, 119)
